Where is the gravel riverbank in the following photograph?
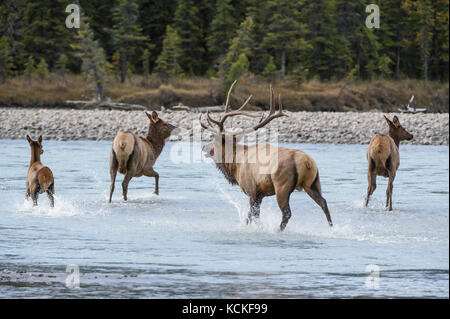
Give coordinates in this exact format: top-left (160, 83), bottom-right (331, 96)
top-left (1, 108), bottom-right (448, 145)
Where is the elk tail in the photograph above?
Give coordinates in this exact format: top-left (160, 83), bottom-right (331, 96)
top-left (38, 167), bottom-right (54, 193)
top-left (370, 139), bottom-right (390, 171)
top-left (113, 133), bottom-right (135, 174)
top-left (294, 154), bottom-right (319, 193)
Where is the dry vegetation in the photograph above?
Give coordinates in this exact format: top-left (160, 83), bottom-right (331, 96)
top-left (0, 74), bottom-right (448, 112)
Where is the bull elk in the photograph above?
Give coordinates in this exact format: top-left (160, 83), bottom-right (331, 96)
top-left (26, 135), bottom-right (55, 207)
top-left (109, 111), bottom-right (176, 202)
top-left (365, 115), bottom-right (413, 210)
top-left (200, 81), bottom-right (333, 231)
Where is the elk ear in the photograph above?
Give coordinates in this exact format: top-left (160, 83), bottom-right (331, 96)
top-left (146, 111), bottom-right (159, 123)
top-left (26, 135), bottom-right (32, 144)
top-left (392, 116), bottom-right (400, 128)
top-left (384, 115), bottom-right (393, 127)
top-left (38, 135), bottom-right (42, 143)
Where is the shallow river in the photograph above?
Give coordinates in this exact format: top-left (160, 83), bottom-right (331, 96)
top-left (0, 140), bottom-right (448, 298)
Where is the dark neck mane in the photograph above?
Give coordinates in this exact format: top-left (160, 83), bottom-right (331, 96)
top-left (146, 133), bottom-right (165, 158)
top-left (215, 162), bottom-right (238, 185)
top-left (30, 146), bottom-right (40, 165)
top-left (388, 133), bottom-right (401, 148)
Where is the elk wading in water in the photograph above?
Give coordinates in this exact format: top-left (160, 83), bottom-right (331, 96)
top-left (26, 135), bottom-right (55, 207)
top-left (365, 115), bottom-right (413, 210)
top-left (109, 111), bottom-right (176, 202)
top-left (200, 81), bottom-right (333, 231)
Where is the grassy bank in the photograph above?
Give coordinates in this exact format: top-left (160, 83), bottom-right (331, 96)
top-left (0, 75), bottom-right (448, 112)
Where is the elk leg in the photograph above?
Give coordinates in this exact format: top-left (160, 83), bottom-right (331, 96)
top-left (304, 181), bottom-right (333, 227)
top-left (122, 173), bottom-right (133, 201)
top-left (247, 195), bottom-right (262, 225)
top-left (109, 168), bottom-right (117, 203)
top-left (143, 168), bottom-right (159, 195)
top-left (365, 159), bottom-right (377, 206)
top-left (31, 191), bottom-right (38, 207)
top-left (109, 151), bottom-right (118, 203)
top-left (275, 192), bottom-right (292, 231)
top-left (386, 173), bottom-right (395, 211)
top-left (46, 190), bottom-right (54, 208)
top-left (26, 188), bottom-right (30, 200)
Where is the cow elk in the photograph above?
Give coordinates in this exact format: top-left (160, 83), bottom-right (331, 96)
top-left (365, 115), bottom-right (413, 210)
top-left (200, 81), bottom-right (333, 231)
top-left (26, 135), bottom-right (55, 207)
top-left (109, 111), bottom-right (176, 202)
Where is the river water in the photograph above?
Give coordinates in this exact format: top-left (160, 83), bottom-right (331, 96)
top-left (0, 140), bottom-right (448, 298)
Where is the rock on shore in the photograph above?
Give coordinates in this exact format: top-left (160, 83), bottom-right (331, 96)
top-left (0, 108), bottom-right (448, 145)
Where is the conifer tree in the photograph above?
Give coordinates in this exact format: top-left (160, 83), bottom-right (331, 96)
top-left (35, 58), bottom-right (49, 80)
top-left (0, 36), bottom-right (14, 81)
top-left (172, 0), bottom-right (206, 74)
top-left (222, 16), bottom-right (256, 80)
top-left (155, 26), bottom-right (183, 77)
top-left (108, 0), bottom-right (147, 83)
top-left (71, 20), bottom-right (111, 101)
top-left (207, 0), bottom-right (239, 62)
top-left (262, 0), bottom-right (308, 80)
top-left (21, 0), bottom-right (73, 69)
top-left (23, 55), bottom-right (35, 79)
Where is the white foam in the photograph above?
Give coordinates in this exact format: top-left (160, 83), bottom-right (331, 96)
top-left (15, 195), bottom-right (80, 217)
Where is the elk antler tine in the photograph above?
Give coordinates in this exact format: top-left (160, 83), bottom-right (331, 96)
top-left (237, 94), bottom-right (253, 111)
top-left (224, 80), bottom-right (238, 113)
top-left (268, 84), bottom-right (275, 115)
top-left (206, 111), bottom-right (220, 126)
top-left (198, 114), bottom-right (208, 130)
top-left (278, 93), bottom-right (282, 113)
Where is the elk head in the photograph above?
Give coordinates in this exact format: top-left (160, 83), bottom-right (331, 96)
top-left (145, 111), bottom-right (176, 141)
top-left (27, 135), bottom-right (44, 154)
top-left (200, 80), bottom-right (286, 163)
top-left (384, 115), bottom-right (413, 145)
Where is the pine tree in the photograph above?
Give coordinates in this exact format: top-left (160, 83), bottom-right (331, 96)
top-left (0, 36), bottom-right (14, 80)
top-left (155, 26), bottom-right (183, 77)
top-left (304, 0), bottom-right (352, 80)
top-left (0, 0), bottom-right (25, 73)
top-left (402, 0), bottom-right (435, 81)
top-left (172, 0), bottom-right (206, 75)
top-left (35, 58), bottom-right (49, 80)
top-left (23, 56), bottom-right (35, 79)
top-left (207, 0), bottom-right (239, 63)
top-left (108, 0), bottom-right (147, 83)
top-left (262, 55), bottom-right (278, 81)
top-left (138, 0), bottom-right (178, 73)
top-left (262, 0), bottom-right (309, 80)
top-left (21, 0), bottom-right (73, 69)
top-left (71, 20), bottom-right (111, 101)
top-left (55, 53), bottom-right (69, 77)
top-left (142, 48), bottom-right (151, 78)
top-left (222, 16), bottom-right (256, 80)
top-left (226, 53), bottom-right (249, 86)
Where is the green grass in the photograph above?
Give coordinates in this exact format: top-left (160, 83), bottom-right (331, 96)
top-left (0, 74), bottom-right (448, 112)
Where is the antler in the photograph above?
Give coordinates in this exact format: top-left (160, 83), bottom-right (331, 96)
top-left (199, 80), bottom-right (257, 133)
top-left (199, 81), bottom-right (287, 135)
top-left (235, 85), bottom-right (286, 136)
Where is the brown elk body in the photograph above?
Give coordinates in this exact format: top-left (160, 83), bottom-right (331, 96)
top-left (109, 111), bottom-right (176, 202)
top-left (26, 135), bottom-right (55, 207)
top-left (365, 115), bottom-right (413, 210)
top-left (201, 82), bottom-right (333, 231)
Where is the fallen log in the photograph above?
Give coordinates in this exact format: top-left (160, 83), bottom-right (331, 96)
top-left (65, 100), bottom-right (146, 110)
top-left (171, 104), bottom-right (225, 112)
